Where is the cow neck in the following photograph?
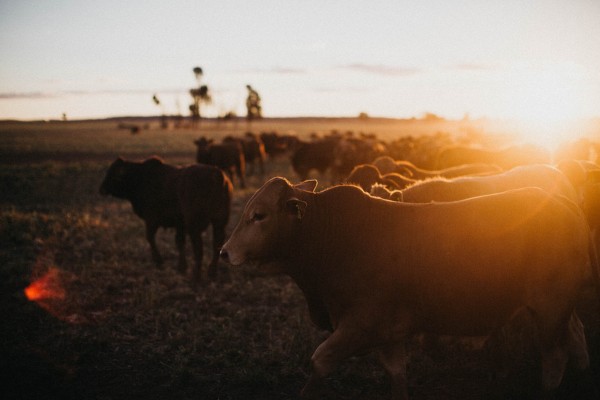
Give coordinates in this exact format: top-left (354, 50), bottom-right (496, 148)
top-left (125, 163), bottom-right (157, 218)
top-left (284, 186), bottom-right (372, 297)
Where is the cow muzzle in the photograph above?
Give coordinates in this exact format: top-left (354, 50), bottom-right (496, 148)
top-left (219, 248), bottom-right (230, 264)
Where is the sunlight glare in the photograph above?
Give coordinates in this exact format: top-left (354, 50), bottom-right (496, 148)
top-left (508, 63), bottom-right (587, 152)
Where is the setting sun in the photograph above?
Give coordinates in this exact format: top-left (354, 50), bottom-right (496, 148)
top-left (496, 63), bottom-right (589, 152)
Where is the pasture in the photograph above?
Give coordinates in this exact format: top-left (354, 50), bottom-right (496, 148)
top-left (1, 118), bottom-right (599, 399)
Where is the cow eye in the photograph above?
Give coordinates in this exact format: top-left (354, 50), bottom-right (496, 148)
top-left (251, 212), bottom-right (266, 222)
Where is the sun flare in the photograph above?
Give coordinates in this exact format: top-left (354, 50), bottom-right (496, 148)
top-left (506, 63), bottom-right (588, 152)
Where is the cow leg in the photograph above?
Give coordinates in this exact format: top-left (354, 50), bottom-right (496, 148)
top-left (208, 221), bottom-right (227, 281)
top-left (566, 312), bottom-right (589, 371)
top-left (532, 309), bottom-right (571, 391)
top-left (188, 228), bottom-right (204, 287)
top-left (378, 343), bottom-right (409, 400)
top-left (237, 166), bottom-right (246, 188)
top-left (301, 328), bottom-right (369, 399)
top-left (145, 223), bottom-right (163, 268)
top-left (175, 226), bottom-right (187, 274)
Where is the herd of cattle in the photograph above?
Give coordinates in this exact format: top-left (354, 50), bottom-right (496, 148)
top-left (100, 130), bottom-right (600, 399)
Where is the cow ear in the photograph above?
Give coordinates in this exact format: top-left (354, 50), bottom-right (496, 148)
top-left (286, 198), bottom-right (308, 220)
top-left (294, 179), bottom-right (318, 192)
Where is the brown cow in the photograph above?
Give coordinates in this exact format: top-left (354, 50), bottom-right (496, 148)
top-left (436, 145), bottom-right (550, 170)
top-left (194, 137), bottom-right (246, 188)
top-left (344, 164), bottom-right (414, 192)
top-left (372, 156), bottom-right (502, 180)
top-left (372, 164), bottom-right (578, 204)
top-left (220, 177), bottom-right (591, 399)
top-left (100, 157), bottom-right (232, 286)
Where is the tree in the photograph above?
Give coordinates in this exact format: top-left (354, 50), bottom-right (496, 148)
top-left (189, 67), bottom-right (211, 124)
top-left (245, 84), bottom-right (262, 121)
top-left (152, 94), bottom-right (167, 129)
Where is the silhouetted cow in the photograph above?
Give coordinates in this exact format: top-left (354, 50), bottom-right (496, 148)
top-left (100, 156), bottom-right (232, 286)
top-left (194, 137), bottom-right (246, 188)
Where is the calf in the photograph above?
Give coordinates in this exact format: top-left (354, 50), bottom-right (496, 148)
top-left (100, 157), bottom-right (232, 285)
top-left (221, 177), bottom-right (592, 399)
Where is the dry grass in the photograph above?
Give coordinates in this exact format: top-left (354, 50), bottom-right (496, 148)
top-left (1, 118), bottom-right (599, 399)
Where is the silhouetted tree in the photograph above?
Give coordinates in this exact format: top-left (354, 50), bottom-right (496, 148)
top-left (245, 84), bottom-right (262, 121)
top-left (152, 94), bottom-right (167, 129)
top-left (190, 67), bottom-right (211, 125)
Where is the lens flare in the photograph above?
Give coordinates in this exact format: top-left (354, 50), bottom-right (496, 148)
top-left (24, 267), bottom-right (66, 302)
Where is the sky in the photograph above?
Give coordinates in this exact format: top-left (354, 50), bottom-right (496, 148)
top-left (1, 0), bottom-right (600, 123)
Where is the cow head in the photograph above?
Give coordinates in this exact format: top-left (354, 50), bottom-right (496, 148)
top-left (99, 157), bottom-right (131, 197)
top-left (220, 177), bottom-right (317, 267)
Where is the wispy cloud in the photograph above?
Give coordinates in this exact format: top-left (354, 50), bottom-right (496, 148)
top-left (0, 88), bottom-right (188, 99)
top-left (339, 63), bottom-right (422, 76)
top-left (0, 92), bottom-right (57, 99)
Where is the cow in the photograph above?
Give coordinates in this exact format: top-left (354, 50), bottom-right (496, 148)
top-left (291, 137), bottom-right (339, 181)
top-left (223, 133), bottom-right (267, 176)
top-left (220, 177), bottom-right (592, 399)
top-left (372, 156), bottom-right (502, 180)
top-left (345, 164), bottom-right (414, 192)
top-left (194, 137), bottom-right (246, 188)
top-left (373, 164), bottom-right (578, 204)
top-left (436, 145), bottom-right (551, 170)
top-left (99, 157), bottom-right (232, 286)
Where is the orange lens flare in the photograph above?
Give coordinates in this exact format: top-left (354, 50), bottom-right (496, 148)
top-left (24, 267), bottom-right (66, 302)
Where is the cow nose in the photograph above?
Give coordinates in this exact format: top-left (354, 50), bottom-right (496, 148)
top-left (219, 248), bottom-right (229, 263)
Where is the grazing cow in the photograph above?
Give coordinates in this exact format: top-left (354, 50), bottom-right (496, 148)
top-left (260, 131), bottom-right (300, 159)
top-left (374, 164), bottom-right (578, 204)
top-left (194, 137), bottom-right (246, 188)
top-left (223, 133), bottom-right (267, 176)
top-left (291, 137), bottom-right (339, 180)
top-left (100, 157), bottom-right (232, 286)
top-left (373, 156), bottom-right (502, 180)
top-left (345, 164), bottom-right (414, 192)
top-left (436, 145), bottom-right (551, 170)
top-left (220, 177), bottom-right (592, 399)
top-left (331, 137), bottom-right (386, 182)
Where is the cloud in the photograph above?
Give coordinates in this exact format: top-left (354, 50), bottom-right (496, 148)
top-left (0, 92), bottom-right (56, 99)
top-left (339, 63), bottom-right (422, 76)
top-left (0, 88), bottom-right (189, 99)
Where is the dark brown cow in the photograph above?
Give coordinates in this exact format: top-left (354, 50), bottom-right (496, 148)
top-left (194, 137), bottom-right (246, 188)
top-left (100, 157), bottom-right (232, 285)
top-left (291, 137), bottom-right (339, 181)
top-left (372, 164), bottom-right (578, 204)
top-left (345, 164), bottom-right (414, 192)
top-left (223, 133), bottom-right (267, 176)
top-left (220, 177), bottom-right (592, 399)
top-left (436, 145), bottom-right (550, 170)
top-left (373, 156), bottom-right (502, 180)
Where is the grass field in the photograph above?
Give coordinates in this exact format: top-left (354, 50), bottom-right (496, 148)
top-left (1, 118), bottom-right (600, 399)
